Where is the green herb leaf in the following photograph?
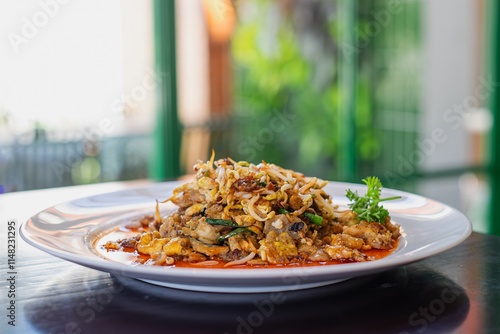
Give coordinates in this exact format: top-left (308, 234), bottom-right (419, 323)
top-left (346, 176), bottom-right (400, 224)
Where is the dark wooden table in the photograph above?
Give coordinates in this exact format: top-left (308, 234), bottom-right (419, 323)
top-left (1, 182), bottom-right (499, 334)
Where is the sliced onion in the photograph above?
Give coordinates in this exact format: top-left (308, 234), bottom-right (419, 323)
top-left (192, 260), bottom-right (220, 266)
top-left (265, 167), bottom-right (288, 182)
top-left (299, 177), bottom-right (317, 193)
top-left (234, 191), bottom-right (253, 199)
top-left (292, 197), bottom-right (313, 216)
top-left (316, 178), bottom-right (328, 188)
top-left (247, 196), bottom-right (267, 221)
top-left (250, 164), bottom-right (260, 172)
top-left (217, 166), bottom-right (226, 183)
top-left (209, 149), bottom-right (215, 173)
top-left (312, 189), bottom-right (336, 216)
top-left (224, 252), bottom-right (256, 267)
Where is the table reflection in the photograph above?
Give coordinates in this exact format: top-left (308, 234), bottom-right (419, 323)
top-left (24, 264), bottom-right (469, 334)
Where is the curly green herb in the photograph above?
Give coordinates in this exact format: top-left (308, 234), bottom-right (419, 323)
top-left (346, 176), bottom-right (401, 224)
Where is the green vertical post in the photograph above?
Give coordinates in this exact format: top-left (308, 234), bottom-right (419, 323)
top-left (150, 0), bottom-right (181, 180)
top-left (488, 0), bottom-right (500, 235)
top-left (338, 0), bottom-right (358, 182)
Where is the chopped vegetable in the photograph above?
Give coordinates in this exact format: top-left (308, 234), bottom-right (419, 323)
top-left (217, 227), bottom-right (254, 244)
top-left (278, 207), bottom-right (322, 226)
top-left (346, 176), bottom-right (401, 224)
top-left (277, 208), bottom-right (289, 215)
top-left (206, 218), bottom-right (255, 244)
top-left (206, 218), bottom-right (239, 227)
top-left (304, 212), bottom-right (323, 226)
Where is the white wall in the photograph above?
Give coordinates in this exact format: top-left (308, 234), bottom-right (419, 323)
top-left (418, 0), bottom-right (486, 231)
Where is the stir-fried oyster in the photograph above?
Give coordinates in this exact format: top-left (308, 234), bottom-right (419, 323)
top-left (105, 156), bottom-right (400, 267)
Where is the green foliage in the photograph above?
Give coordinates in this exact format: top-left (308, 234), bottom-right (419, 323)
top-left (230, 1), bottom-right (383, 179)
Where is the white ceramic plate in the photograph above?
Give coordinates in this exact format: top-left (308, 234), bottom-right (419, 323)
top-left (20, 181), bottom-right (472, 293)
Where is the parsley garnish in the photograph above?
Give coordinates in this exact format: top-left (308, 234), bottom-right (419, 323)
top-left (346, 176), bottom-right (401, 224)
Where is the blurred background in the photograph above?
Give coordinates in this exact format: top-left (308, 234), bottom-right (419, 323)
top-left (0, 0), bottom-right (498, 235)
